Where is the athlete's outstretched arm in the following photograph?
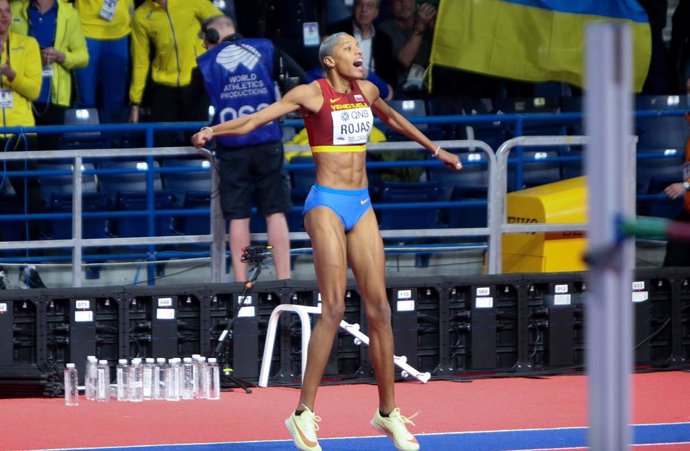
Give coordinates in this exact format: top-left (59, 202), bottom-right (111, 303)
top-left (192, 83), bottom-right (320, 148)
top-left (364, 82), bottom-right (461, 170)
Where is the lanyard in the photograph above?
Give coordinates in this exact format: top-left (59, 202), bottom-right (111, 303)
top-left (1, 35), bottom-right (9, 90)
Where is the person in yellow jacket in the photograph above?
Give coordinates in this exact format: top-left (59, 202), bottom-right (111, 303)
top-left (0, 0), bottom-right (46, 288)
top-left (129, 0), bottom-right (221, 146)
top-left (73, 0), bottom-right (133, 111)
top-left (10, 0), bottom-right (89, 150)
top-left (0, 1), bottom-right (41, 129)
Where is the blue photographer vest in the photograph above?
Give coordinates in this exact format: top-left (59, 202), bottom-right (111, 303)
top-left (197, 37), bottom-right (282, 148)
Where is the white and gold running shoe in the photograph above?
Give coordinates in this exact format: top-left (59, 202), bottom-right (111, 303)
top-left (371, 408), bottom-right (420, 451)
top-left (285, 405), bottom-right (322, 451)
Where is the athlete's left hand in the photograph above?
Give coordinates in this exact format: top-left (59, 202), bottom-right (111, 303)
top-left (437, 148), bottom-right (463, 171)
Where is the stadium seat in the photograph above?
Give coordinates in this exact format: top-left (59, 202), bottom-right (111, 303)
top-left (0, 184), bottom-right (25, 243)
top-left (425, 96), bottom-right (464, 140)
top-left (160, 159), bottom-right (212, 235)
top-left (96, 160), bottom-right (176, 237)
top-left (635, 95), bottom-right (689, 149)
top-left (61, 108), bottom-right (104, 150)
top-left (428, 151), bottom-right (490, 229)
top-left (99, 106), bottom-right (144, 148)
top-left (495, 96), bottom-right (561, 114)
top-left (386, 99), bottom-right (429, 140)
top-left (444, 187), bottom-right (488, 229)
top-left (160, 159), bottom-right (212, 203)
top-left (289, 155), bottom-right (316, 203)
top-left (533, 82), bottom-right (572, 99)
top-left (559, 145), bottom-right (585, 179)
top-left (37, 162), bottom-right (108, 239)
top-left (511, 149), bottom-right (563, 189)
top-left (635, 147), bottom-right (684, 218)
top-left (494, 96), bottom-right (566, 137)
top-left (636, 148), bottom-right (684, 195)
top-left (427, 96), bottom-right (508, 148)
top-left (377, 181), bottom-right (441, 230)
top-left (427, 151), bottom-right (490, 200)
top-left (558, 96), bottom-right (584, 136)
top-left (645, 179), bottom-right (684, 219)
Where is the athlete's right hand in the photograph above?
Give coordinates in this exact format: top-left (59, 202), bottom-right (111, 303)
top-left (191, 127), bottom-right (213, 148)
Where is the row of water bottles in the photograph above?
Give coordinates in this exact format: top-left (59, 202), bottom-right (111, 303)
top-left (65, 354), bottom-right (222, 406)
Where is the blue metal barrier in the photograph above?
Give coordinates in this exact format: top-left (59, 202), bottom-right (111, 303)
top-left (0, 105), bottom-right (688, 285)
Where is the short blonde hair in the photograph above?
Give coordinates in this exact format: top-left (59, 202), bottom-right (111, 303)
top-left (318, 32), bottom-right (348, 70)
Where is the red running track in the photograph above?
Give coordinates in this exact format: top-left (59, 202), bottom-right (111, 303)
top-left (2, 371), bottom-right (689, 450)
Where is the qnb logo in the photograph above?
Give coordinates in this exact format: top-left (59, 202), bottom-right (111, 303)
top-left (216, 45), bottom-right (261, 72)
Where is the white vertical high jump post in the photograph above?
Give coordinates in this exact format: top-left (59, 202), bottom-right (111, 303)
top-left (585, 23), bottom-right (635, 451)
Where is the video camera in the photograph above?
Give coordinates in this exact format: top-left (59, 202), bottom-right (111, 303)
top-left (240, 245), bottom-right (273, 264)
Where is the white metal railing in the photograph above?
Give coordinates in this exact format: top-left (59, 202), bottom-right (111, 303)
top-left (1, 137), bottom-right (609, 285)
top-left (0, 146), bottom-right (224, 287)
top-left (488, 136), bottom-right (588, 274)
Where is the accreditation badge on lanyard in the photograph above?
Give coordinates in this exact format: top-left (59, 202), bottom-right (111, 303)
top-left (99, 0), bottom-right (118, 21)
top-left (302, 22), bottom-right (320, 47)
top-left (42, 62), bottom-right (53, 78)
top-left (0, 41), bottom-right (12, 108)
top-left (0, 89), bottom-right (13, 108)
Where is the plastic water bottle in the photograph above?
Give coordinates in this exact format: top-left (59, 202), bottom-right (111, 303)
top-left (128, 358), bottom-right (144, 402)
top-left (191, 354), bottom-right (201, 398)
top-left (171, 358), bottom-right (182, 400)
top-left (181, 357), bottom-right (195, 400)
top-left (64, 363), bottom-right (79, 406)
top-left (197, 356), bottom-right (208, 399)
top-left (165, 358), bottom-right (180, 401)
top-left (142, 358), bottom-right (155, 400)
top-left (96, 360), bottom-right (110, 402)
top-left (84, 356), bottom-right (98, 401)
top-left (207, 357), bottom-right (221, 400)
top-left (154, 357), bottom-right (166, 400)
top-left (116, 359), bottom-right (129, 401)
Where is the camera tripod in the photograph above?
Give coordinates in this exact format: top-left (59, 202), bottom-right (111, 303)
top-left (214, 245), bottom-right (273, 394)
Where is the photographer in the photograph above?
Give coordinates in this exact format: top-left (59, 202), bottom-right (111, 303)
top-left (196, 14), bottom-right (307, 282)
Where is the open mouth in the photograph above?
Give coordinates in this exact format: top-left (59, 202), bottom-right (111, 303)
top-left (353, 58), bottom-right (364, 68)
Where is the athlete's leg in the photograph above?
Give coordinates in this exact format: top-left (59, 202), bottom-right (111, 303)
top-left (346, 208), bottom-right (396, 413)
top-left (296, 206), bottom-right (348, 411)
top-left (348, 209), bottom-right (420, 451)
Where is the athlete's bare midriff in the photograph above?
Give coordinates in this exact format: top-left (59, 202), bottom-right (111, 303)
top-left (313, 151), bottom-right (368, 189)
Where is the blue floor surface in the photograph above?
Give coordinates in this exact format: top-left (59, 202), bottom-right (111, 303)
top-left (48, 422), bottom-right (690, 451)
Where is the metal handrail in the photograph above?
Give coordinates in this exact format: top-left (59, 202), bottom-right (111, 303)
top-left (0, 147), bottom-right (222, 287)
top-left (488, 136), bottom-right (589, 274)
top-left (0, 108), bottom-right (683, 284)
top-left (0, 141), bottom-right (497, 286)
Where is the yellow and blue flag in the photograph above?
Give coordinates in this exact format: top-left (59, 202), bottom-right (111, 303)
top-left (430, 0), bottom-right (651, 92)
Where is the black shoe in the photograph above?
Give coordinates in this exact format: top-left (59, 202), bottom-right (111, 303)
top-left (0, 268), bottom-right (6, 290)
top-left (18, 266), bottom-right (46, 289)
